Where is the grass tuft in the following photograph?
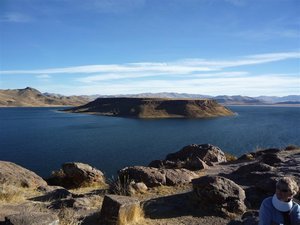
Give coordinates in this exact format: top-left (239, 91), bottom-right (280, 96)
top-left (107, 176), bottom-right (132, 196)
top-left (0, 184), bottom-right (25, 203)
top-left (58, 207), bottom-right (82, 225)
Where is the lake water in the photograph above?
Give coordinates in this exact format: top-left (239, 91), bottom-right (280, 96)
top-left (0, 106), bottom-right (299, 178)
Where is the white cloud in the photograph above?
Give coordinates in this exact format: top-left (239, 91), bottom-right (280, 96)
top-left (1, 51), bottom-right (299, 76)
top-left (1, 51), bottom-right (299, 96)
top-left (181, 52), bottom-right (300, 68)
top-left (48, 73), bottom-right (299, 97)
top-left (36, 74), bottom-right (51, 79)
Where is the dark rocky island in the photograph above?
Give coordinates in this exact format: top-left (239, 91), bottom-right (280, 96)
top-left (64, 97), bottom-right (234, 118)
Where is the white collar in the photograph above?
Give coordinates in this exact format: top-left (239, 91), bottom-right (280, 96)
top-left (272, 194), bottom-right (293, 212)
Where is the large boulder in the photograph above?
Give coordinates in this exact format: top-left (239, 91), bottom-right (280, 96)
top-left (47, 162), bottom-right (106, 188)
top-left (4, 212), bottom-right (59, 225)
top-left (259, 153), bottom-right (284, 166)
top-left (232, 162), bottom-right (275, 176)
top-left (228, 211), bottom-right (259, 225)
top-left (164, 168), bottom-right (199, 186)
top-left (118, 166), bottom-right (198, 188)
top-left (0, 161), bottom-right (47, 189)
top-left (119, 166), bottom-right (166, 188)
top-left (149, 144), bottom-right (226, 170)
top-left (166, 144), bottom-right (227, 163)
top-left (100, 194), bottom-right (142, 225)
top-left (192, 175), bottom-right (246, 216)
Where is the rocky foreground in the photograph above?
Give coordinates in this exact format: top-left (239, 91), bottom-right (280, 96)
top-left (0, 144), bottom-right (299, 225)
top-left (64, 97), bottom-right (234, 118)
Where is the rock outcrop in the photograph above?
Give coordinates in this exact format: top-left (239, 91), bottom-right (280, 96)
top-left (192, 175), bottom-right (246, 216)
top-left (118, 166), bottom-right (198, 188)
top-left (1, 145), bottom-right (299, 225)
top-left (149, 143), bottom-right (226, 170)
top-left (65, 97), bottom-right (234, 118)
top-left (100, 194), bottom-right (143, 225)
top-left (47, 162), bottom-right (107, 189)
top-left (0, 161), bottom-right (47, 190)
top-left (4, 212), bottom-right (59, 225)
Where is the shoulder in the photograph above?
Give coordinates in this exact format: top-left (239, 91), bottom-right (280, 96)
top-left (260, 196), bottom-right (274, 212)
top-left (261, 196), bottom-right (273, 206)
top-left (292, 200), bottom-right (300, 211)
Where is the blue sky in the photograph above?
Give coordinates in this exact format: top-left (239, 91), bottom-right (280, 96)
top-left (0, 0), bottom-right (299, 96)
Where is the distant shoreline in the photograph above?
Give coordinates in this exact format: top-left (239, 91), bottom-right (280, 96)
top-left (1, 104), bottom-right (299, 108)
top-left (224, 104), bottom-right (300, 107)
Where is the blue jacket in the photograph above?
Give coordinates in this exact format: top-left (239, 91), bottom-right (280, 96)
top-left (259, 197), bottom-right (300, 225)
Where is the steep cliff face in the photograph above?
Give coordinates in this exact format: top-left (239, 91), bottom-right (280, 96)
top-left (65, 98), bottom-right (234, 118)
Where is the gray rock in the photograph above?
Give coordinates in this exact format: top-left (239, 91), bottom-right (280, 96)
top-left (47, 162), bottom-right (106, 188)
top-left (259, 153), bottom-right (284, 166)
top-left (228, 211), bottom-right (259, 225)
top-left (166, 143), bottom-right (227, 164)
top-left (0, 161), bottom-right (47, 189)
top-left (148, 160), bottom-right (183, 169)
top-left (100, 194), bottom-right (142, 225)
top-left (30, 188), bottom-right (74, 202)
top-left (4, 212), bottom-right (59, 225)
top-left (118, 166), bottom-right (166, 188)
top-left (186, 157), bottom-right (209, 170)
top-left (192, 175), bottom-right (246, 216)
top-left (164, 169), bottom-right (198, 186)
top-left (118, 166), bottom-right (198, 188)
top-left (128, 182), bottom-right (148, 195)
top-left (232, 162), bottom-right (275, 176)
top-left (148, 144), bottom-right (226, 170)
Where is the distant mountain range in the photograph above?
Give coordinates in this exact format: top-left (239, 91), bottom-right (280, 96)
top-left (94, 92), bottom-right (300, 105)
top-left (0, 87), bottom-right (90, 107)
top-left (0, 87), bottom-right (299, 107)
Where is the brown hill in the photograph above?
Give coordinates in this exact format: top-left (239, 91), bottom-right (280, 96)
top-left (0, 87), bottom-right (90, 107)
top-left (65, 97), bottom-right (234, 118)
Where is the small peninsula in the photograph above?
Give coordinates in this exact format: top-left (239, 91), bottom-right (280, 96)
top-left (64, 97), bottom-right (234, 118)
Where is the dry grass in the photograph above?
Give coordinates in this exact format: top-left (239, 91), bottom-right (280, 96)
top-left (0, 184), bottom-right (41, 203)
top-left (69, 183), bottom-right (108, 195)
top-left (131, 183), bottom-right (194, 201)
top-left (58, 207), bottom-right (82, 225)
top-left (118, 202), bottom-right (144, 225)
top-left (285, 145), bottom-right (299, 151)
top-left (225, 152), bottom-right (237, 162)
top-left (0, 184), bottom-right (25, 203)
top-left (108, 176), bottom-right (132, 196)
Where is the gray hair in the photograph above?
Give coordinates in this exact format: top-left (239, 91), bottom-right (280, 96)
top-left (276, 177), bottom-right (299, 196)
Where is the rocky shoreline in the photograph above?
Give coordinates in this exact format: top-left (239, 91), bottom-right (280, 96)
top-left (64, 98), bottom-right (234, 118)
top-left (0, 144), bottom-right (299, 225)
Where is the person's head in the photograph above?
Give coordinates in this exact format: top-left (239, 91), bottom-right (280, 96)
top-left (275, 177), bottom-right (299, 202)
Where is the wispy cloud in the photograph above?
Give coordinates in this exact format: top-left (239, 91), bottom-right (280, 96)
top-left (77, 71), bottom-right (249, 83)
top-left (0, 12), bottom-right (32, 23)
top-left (36, 74), bottom-right (51, 79)
top-left (1, 51), bottom-right (299, 96)
top-left (1, 51), bottom-right (299, 76)
top-left (40, 73), bottom-right (298, 96)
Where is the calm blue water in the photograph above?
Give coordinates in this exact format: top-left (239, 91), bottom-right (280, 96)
top-left (0, 106), bottom-right (299, 178)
